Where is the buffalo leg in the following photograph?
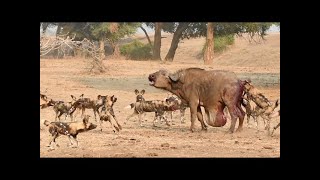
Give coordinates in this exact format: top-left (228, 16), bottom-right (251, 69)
top-left (226, 105), bottom-right (238, 133)
top-left (235, 103), bottom-right (245, 132)
top-left (197, 106), bottom-right (207, 131)
top-left (189, 102), bottom-right (199, 132)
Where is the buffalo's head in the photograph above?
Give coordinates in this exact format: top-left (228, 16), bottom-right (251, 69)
top-left (148, 69), bottom-right (181, 89)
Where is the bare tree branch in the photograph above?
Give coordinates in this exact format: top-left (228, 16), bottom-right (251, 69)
top-left (40, 34), bottom-right (106, 73)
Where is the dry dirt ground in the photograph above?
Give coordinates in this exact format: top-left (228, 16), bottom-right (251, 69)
top-left (40, 33), bottom-right (280, 158)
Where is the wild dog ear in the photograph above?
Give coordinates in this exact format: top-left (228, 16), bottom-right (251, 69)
top-left (275, 99), bottom-right (280, 107)
top-left (83, 115), bottom-right (90, 124)
top-left (141, 89), bottom-right (145, 95)
top-left (245, 79), bottom-right (251, 84)
top-left (41, 95), bottom-right (48, 101)
top-left (71, 95), bottom-right (77, 101)
top-left (169, 73), bottom-right (180, 82)
top-left (97, 95), bottom-right (101, 99)
top-left (111, 95), bottom-right (117, 102)
top-left (134, 89), bottom-right (139, 95)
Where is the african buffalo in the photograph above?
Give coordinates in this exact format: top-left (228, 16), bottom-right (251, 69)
top-left (148, 68), bottom-right (246, 133)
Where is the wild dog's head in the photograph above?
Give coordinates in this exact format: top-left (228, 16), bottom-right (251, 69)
top-left (105, 95), bottom-right (117, 108)
top-left (40, 94), bottom-right (48, 102)
top-left (82, 115), bottom-right (97, 130)
top-left (96, 95), bottom-right (109, 106)
top-left (40, 98), bottom-right (56, 109)
top-left (164, 98), bottom-right (180, 111)
top-left (134, 89), bottom-right (145, 102)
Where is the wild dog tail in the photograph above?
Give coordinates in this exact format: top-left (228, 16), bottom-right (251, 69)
top-left (241, 98), bottom-right (248, 107)
top-left (124, 103), bottom-right (135, 109)
top-left (43, 120), bottom-right (51, 126)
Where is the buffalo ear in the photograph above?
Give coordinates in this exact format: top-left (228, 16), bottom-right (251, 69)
top-left (169, 73), bottom-right (179, 82)
top-left (134, 89), bottom-right (139, 95)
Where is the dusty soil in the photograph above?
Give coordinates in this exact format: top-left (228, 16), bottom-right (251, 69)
top-left (40, 32), bottom-right (280, 158)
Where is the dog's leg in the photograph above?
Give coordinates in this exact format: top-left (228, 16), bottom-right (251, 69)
top-left (100, 119), bottom-right (104, 131)
top-left (124, 112), bottom-right (138, 124)
top-left (162, 113), bottom-right (170, 126)
top-left (48, 134), bottom-right (58, 150)
top-left (112, 115), bottom-right (122, 130)
top-left (93, 109), bottom-right (98, 122)
top-left (108, 120), bottom-right (116, 133)
top-left (153, 113), bottom-right (158, 127)
top-left (55, 111), bottom-right (59, 121)
top-left (70, 135), bottom-right (78, 148)
top-left (271, 122), bottom-right (280, 136)
top-left (138, 112), bottom-right (143, 127)
top-left (81, 108), bottom-right (85, 118)
top-left (58, 112), bottom-right (63, 122)
top-left (67, 135), bottom-right (74, 146)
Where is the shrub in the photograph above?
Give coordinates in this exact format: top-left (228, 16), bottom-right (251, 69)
top-left (202, 34), bottom-right (235, 55)
top-left (120, 40), bottom-right (152, 60)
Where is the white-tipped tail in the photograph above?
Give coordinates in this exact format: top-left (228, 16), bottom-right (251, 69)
top-left (40, 119), bottom-right (46, 125)
top-left (124, 105), bottom-right (132, 109)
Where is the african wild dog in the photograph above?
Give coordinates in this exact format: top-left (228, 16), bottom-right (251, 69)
top-left (164, 94), bottom-right (188, 124)
top-left (73, 94), bottom-right (118, 122)
top-left (135, 89), bottom-right (145, 102)
top-left (269, 109), bottom-right (280, 136)
top-left (44, 95), bottom-right (79, 121)
top-left (125, 100), bottom-right (179, 127)
top-left (242, 81), bottom-right (280, 133)
top-left (43, 115), bottom-right (97, 150)
top-left (99, 95), bottom-right (121, 132)
top-left (40, 92), bottom-right (50, 109)
top-left (99, 109), bottom-right (122, 133)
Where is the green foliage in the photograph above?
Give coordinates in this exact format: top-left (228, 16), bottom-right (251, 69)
top-left (120, 40), bottom-right (152, 60)
top-left (202, 34), bottom-right (235, 54)
top-left (146, 22), bottom-right (273, 41)
top-left (91, 22), bottom-right (141, 43)
top-left (58, 22), bottom-right (141, 42)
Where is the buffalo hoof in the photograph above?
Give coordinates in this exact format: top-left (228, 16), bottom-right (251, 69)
top-left (236, 127), bottom-right (243, 133)
top-left (227, 129), bottom-right (234, 134)
top-left (201, 127), bottom-right (208, 131)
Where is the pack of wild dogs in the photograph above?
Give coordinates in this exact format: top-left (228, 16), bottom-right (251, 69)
top-left (40, 68), bottom-right (280, 150)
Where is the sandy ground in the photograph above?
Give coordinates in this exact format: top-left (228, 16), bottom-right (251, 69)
top-left (40, 32), bottom-right (280, 158)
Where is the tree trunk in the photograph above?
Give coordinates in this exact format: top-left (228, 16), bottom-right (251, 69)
top-left (204, 22), bottom-right (214, 65)
top-left (99, 37), bottom-right (106, 60)
top-left (56, 24), bottom-right (62, 37)
top-left (113, 44), bottom-right (120, 57)
top-left (153, 22), bottom-right (162, 60)
top-left (164, 23), bottom-right (189, 61)
top-left (42, 23), bottom-right (49, 35)
top-left (140, 26), bottom-right (152, 47)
